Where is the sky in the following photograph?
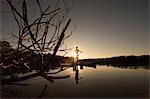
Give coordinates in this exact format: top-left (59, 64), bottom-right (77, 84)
top-left (65, 0), bottom-right (149, 59)
top-left (0, 0), bottom-right (149, 59)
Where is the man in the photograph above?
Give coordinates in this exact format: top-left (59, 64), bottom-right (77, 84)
top-left (75, 46), bottom-right (83, 63)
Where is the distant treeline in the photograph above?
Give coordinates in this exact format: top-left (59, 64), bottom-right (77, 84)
top-left (79, 55), bottom-right (150, 66)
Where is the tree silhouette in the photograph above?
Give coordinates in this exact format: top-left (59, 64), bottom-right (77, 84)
top-left (1, 0), bottom-right (74, 72)
top-left (0, 0), bottom-right (74, 85)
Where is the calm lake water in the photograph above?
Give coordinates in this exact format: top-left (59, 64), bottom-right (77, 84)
top-left (1, 65), bottom-right (149, 98)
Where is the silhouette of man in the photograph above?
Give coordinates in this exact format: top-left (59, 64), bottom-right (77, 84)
top-left (75, 69), bottom-right (79, 84)
top-left (75, 46), bottom-right (82, 63)
top-left (75, 46), bottom-right (79, 63)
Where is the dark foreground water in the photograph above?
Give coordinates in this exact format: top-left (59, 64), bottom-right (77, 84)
top-left (1, 65), bottom-right (149, 98)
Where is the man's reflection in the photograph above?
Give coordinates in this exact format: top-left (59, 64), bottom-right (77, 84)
top-left (73, 65), bottom-right (84, 84)
top-left (75, 66), bottom-right (79, 84)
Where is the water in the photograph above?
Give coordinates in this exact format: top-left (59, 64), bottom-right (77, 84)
top-left (1, 65), bottom-right (149, 98)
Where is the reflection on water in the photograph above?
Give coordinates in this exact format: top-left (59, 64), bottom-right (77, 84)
top-left (1, 65), bottom-right (149, 98)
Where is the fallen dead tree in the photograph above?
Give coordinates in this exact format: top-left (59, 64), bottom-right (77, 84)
top-left (0, 0), bottom-right (74, 85)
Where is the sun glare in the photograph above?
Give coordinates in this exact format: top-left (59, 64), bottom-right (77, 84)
top-left (71, 50), bottom-right (76, 58)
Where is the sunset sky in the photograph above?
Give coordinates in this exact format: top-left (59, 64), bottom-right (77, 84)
top-left (0, 0), bottom-right (149, 59)
top-left (65, 0), bottom-right (149, 59)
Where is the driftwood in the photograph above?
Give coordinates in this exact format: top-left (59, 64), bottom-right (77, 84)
top-left (1, 0), bottom-right (73, 89)
top-left (1, 18), bottom-right (71, 85)
top-left (3, 0), bottom-right (73, 72)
